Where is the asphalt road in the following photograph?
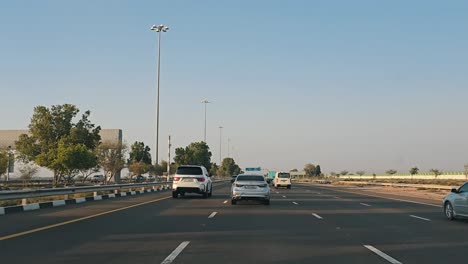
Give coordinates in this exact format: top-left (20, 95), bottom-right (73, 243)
top-left (1, 181), bottom-right (467, 264)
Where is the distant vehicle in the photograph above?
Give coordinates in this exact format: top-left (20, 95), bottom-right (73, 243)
top-left (267, 171), bottom-right (276, 184)
top-left (91, 174), bottom-right (105, 183)
top-left (231, 175), bottom-right (238, 183)
top-left (172, 165), bottom-right (212, 198)
top-left (443, 182), bottom-right (468, 220)
top-left (273, 172), bottom-right (291, 189)
top-left (231, 174), bottom-right (270, 205)
top-left (135, 175), bottom-right (146, 183)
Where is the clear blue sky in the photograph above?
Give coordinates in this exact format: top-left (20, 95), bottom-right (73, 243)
top-left (1, 0), bottom-right (468, 174)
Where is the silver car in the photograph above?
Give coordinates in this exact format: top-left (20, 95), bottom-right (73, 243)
top-left (231, 174), bottom-right (270, 205)
top-left (443, 182), bottom-right (468, 220)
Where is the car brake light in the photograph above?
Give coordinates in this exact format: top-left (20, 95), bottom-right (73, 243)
top-left (174, 177), bottom-right (180, 181)
top-left (197, 178), bottom-right (205, 182)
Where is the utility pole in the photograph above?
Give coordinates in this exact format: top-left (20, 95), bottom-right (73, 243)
top-left (201, 100), bottom-right (210, 142)
top-left (167, 135), bottom-right (171, 182)
top-left (227, 138), bottom-right (230, 158)
top-left (219, 126), bottom-right (223, 164)
top-left (150, 24), bottom-right (169, 165)
top-left (6, 146), bottom-right (11, 182)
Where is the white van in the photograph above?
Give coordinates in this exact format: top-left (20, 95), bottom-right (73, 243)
top-left (273, 172), bottom-right (291, 189)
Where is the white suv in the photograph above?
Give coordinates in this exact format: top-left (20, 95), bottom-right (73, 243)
top-left (172, 165), bottom-right (213, 198)
top-left (273, 172), bottom-right (291, 189)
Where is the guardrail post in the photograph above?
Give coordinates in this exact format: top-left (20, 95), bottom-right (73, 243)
top-left (22, 198), bottom-right (28, 205)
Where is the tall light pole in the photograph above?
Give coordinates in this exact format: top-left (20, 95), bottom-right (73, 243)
top-left (150, 24), bottom-right (169, 165)
top-left (219, 126), bottom-right (223, 164)
top-left (201, 100), bottom-right (210, 142)
top-left (6, 145), bottom-right (11, 182)
top-left (227, 138), bottom-right (230, 158)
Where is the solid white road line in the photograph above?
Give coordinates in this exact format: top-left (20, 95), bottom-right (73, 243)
top-left (364, 245), bottom-right (402, 264)
top-left (161, 241), bottom-right (190, 264)
top-left (292, 202), bottom-right (299, 205)
top-left (360, 203), bottom-right (371, 207)
top-left (409, 215), bottom-right (431, 221)
top-left (282, 195), bottom-right (287, 198)
top-left (223, 200), bottom-right (228, 204)
top-left (312, 213), bottom-right (323, 219)
top-left (208, 212), bottom-right (217, 218)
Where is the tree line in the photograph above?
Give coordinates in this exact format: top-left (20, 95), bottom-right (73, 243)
top-left (0, 104), bottom-right (243, 185)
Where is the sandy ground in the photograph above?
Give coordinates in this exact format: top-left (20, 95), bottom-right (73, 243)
top-left (334, 183), bottom-right (449, 201)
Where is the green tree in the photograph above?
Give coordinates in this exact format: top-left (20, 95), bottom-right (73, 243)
top-left (304, 163), bottom-right (316, 177)
top-left (128, 141), bottom-right (152, 165)
top-left (14, 104), bottom-right (101, 185)
top-left (340, 170), bottom-right (349, 176)
top-left (129, 161), bottom-right (150, 177)
top-left (18, 163), bottom-right (39, 187)
top-left (290, 168), bottom-right (298, 172)
top-left (386, 169), bottom-right (397, 175)
top-left (409, 167), bottom-right (419, 179)
top-left (0, 151), bottom-right (8, 180)
top-left (218, 158), bottom-right (241, 177)
top-left (174, 141), bottom-right (212, 171)
top-left (356, 171), bottom-right (366, 177)
top-left (56, 142), bottom-right (98, 184)
top-left (430, 168), bottom-right (442, 179)
top-left (210, 163), bottom-right (219, 176)
top-left (96, 142), bottom-right (127, 183)
top-left (315, 165), bottom-right (322, 176)
top-left (330, 172), bottom-right (337, 177)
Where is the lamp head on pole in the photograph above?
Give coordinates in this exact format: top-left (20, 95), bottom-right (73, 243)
top-left (151, 24), bottom-right (170, 32)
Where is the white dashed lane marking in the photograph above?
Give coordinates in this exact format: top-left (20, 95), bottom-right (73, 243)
top-left (161, 241), bottom-right (190, 264)
top-left (409, 215), bottom-right (430, 221)
top-left (208, 212), bottom-right (217, 219)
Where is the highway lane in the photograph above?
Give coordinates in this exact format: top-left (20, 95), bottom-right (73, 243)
top-left (1, 181), bottom-right (468, 263)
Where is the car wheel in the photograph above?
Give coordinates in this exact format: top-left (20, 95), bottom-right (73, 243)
top-left (172, 191), bottom-right (178, 199)
top-left (208, 184), bottom-right (213, 197)
top-left (202, 190), bottom-right (208, 198)
top-left (231, 199), bottom-right (237, 205)
top-left (287, 185), bottom-right (291, 189)
top-left (180, 192), bottom-right (185, 197)
top-left (445, 202), bottom-right (455, 220)
top-left (264, 199), bottom-right (270, 205)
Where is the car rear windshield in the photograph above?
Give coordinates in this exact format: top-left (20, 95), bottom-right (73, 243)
top-left (278, 173), bottom-right (290, 178)
top-left (236, 176), bottom-right (265, 181)
top-left (176, 167), bottom-right (203, 175)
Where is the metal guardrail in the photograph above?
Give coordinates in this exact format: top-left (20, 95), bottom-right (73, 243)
top-left (0, 182), bottom-right (172, 201)
top-left (0, 179), bottom-right (230, 201)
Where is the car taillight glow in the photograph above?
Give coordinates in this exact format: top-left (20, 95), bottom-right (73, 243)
top-left (174, 177), bottom-right (181, 181)
top-left (197, 178), bottom-right (205, 182)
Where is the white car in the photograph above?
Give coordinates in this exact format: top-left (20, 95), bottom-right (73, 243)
top-left (273, 172), bottom-right (291, 189)
top-left (443, 182), bottom-right (468, 220)
top-left (231, 174), bottom-right (270, 205)
top-left (172, 165), bottom-right (213, 198)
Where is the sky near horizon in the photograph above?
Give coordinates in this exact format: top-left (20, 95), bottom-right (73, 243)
top-left (1, 1), bottom-right (468, 174)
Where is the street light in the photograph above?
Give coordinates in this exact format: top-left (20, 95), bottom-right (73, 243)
top-left (218, 126), bottom-right (224, 164)
top-left (150, 24), bottom-right (169, 165)
top-left (201, 100), bottom-right (211, 142)
top-left (6, 145), bottom-right (11, 182)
